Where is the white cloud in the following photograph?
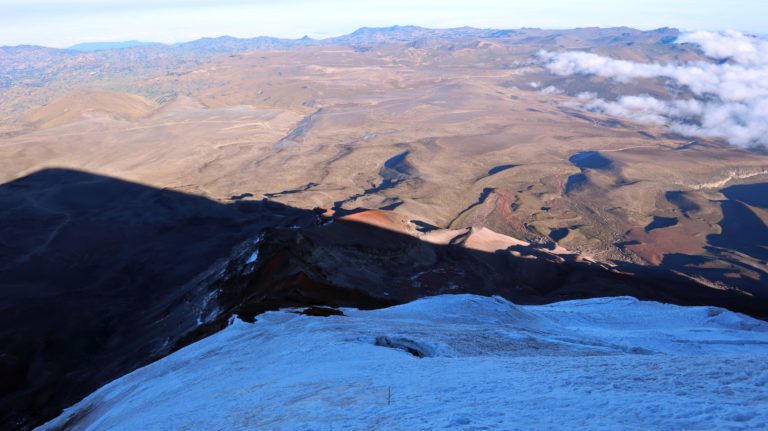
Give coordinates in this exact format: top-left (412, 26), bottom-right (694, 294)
top-left (539, 50), bottom-right (768, 102)
top-left (580, 96), bottom-right (768, 147)
top-left (540, 85), bottom-right (562, 95)
top-left (677, 29), bottom-right (768, 65)
top-left (540, 30), bottom-right (768, 148)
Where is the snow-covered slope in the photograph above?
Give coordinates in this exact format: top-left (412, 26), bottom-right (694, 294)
top-left (39, 295), bottom-right (768, 430)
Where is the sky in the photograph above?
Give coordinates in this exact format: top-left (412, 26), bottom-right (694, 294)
top-left (0, 0), bottom-right (766, 48)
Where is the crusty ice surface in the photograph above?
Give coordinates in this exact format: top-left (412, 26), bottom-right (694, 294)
top-left (39, 295), bottom-right (768, 430)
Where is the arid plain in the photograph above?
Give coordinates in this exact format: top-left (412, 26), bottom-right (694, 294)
top-left (2, 27), bottom-right (766, 291)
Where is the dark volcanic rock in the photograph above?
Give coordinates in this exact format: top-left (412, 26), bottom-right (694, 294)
top-left (209, 210), bottom-right (767, 326)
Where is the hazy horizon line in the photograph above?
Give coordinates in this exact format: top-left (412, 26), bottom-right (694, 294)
top-left (0, 24), bottom-right (694, 50)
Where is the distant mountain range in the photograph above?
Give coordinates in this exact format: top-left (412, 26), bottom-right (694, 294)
top-left (0, 25), bottom-right (682, 92)
top-left (7, 25), bottom-right (679, 53)
top-left (68, 40), bottom-right (163, 52)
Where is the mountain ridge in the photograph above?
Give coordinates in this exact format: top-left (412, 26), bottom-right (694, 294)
top-left (1, 25), bottom-right (681, 51)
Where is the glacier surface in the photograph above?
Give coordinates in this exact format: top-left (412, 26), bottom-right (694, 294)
top-left (38, 295), bottom-right (768, 430)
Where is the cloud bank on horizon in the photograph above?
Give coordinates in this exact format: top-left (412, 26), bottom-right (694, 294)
top-left (540, 30), bottom-right (768, 148)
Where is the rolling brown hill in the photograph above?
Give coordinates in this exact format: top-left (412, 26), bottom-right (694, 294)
top-left (23, 90), bottom-right (158, 129)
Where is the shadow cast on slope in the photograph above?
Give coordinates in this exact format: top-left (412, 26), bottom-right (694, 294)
top-left (2, 169), bottom-right (766, 431)
top-left (0, 168), bottom-right (319, 430)
top-left (709, 184), bottom-right (768, 261)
